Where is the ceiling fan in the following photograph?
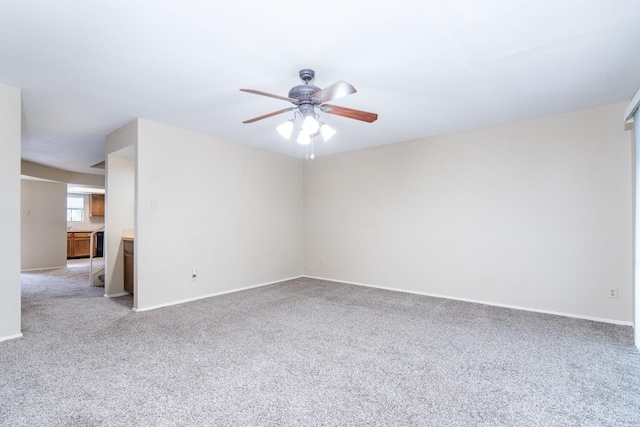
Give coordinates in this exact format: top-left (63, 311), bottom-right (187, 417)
top-left (240, 69), bottom-right (377, 158)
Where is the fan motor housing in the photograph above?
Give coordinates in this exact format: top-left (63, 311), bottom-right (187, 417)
top-left (288, 84), bottom-right (321, 105)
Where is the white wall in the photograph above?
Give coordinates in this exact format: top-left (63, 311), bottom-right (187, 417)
top-left (22, 160), bottom-right (105, 187)
top-left (304, 102), bottom-right (633, 324)
top-left (135, 119), bottom-right (303, 310)
top-left (104, 155), bottom-right (135, 297)
top-left (0, 83), bottom-right (21, 341)
top-left (105, 122), bottom-right (136, 297)
top-left (21, 180), bottom-right (67, 270)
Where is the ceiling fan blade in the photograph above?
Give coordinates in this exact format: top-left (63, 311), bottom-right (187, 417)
top-left (243, 107), bottom-right (297, 124)
top-left (320, 104), bottom-right (378, 123)
top-left (240, 88), bottom-right (296, 102)
top-left (312, 81), bottom-right (357, 104)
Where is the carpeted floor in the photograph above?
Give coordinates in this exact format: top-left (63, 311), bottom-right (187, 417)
top-left (1, 264), bottom-right (639, 426)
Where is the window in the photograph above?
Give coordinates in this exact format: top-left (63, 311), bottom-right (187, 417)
top-left (67, 194), bottom-right (84, 222)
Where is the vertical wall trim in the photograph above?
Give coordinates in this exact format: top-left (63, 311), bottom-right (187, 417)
top-left (0, 84), bottom-right (22, 341)
top-left (634, 108), bottom-right (640, 349)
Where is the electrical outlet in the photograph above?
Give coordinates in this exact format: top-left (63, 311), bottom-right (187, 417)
top-left (320, 258), bottom-right (324, 267)
top-left (147, 201), bottom-right (159, 210)
top-left (608, 288), bottom-right (618, 299)
top-left (21, 210), bottom-right (30, 217)
top-left (191, 269), bottom-right (197, 280)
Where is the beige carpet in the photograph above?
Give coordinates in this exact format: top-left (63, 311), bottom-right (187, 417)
top-left (1, 265), bottom-right (639, 426)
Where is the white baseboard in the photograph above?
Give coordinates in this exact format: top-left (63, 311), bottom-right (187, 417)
top-left (21, 265), bottom-right (66, 272)
top-left (0, 333), bottom-right (23, 342)
top-left (104, 292), bottom-right (129, 298)
top-left (304, 275), bottom-right (634, 327)
top-left (133, 275), bottom-right (304, 312)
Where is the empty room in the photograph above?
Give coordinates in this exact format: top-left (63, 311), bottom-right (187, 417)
top-left (1, 1), bottom-right (640, 425)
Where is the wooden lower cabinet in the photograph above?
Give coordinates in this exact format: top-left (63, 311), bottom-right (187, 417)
top-left (67, 232), bottom-right (96, 258)
top-left (123, 239), bottom-right (134, 294)
top-left (67, 234), bottom-right (73, 258)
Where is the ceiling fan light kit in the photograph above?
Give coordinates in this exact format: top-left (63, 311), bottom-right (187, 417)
top-left (241, 69), bottom-right (378, 159)
top-left (276, 120), bottom-right (294, 139)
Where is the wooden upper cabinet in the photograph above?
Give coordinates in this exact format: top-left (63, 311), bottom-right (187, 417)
top-left (90, 194), bottom-right (104, 217)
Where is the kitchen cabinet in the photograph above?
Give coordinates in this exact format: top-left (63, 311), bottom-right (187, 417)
top-left (67, 234), bottom-right (73, 258)
top-left (123, 238), bottom-right (134, 294)
top-left (90, 194), bottom-right (104, 217)
top-left (67, 232), bottom-right (96, 258)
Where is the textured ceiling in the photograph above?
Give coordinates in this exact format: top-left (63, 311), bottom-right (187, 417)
top-left (1, 1), bottom-right (639, 175)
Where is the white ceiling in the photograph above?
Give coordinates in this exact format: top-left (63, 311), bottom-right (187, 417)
top-left (2, 1), bottom-right (639, 175)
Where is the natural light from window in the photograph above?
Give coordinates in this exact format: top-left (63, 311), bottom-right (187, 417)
top-left (67, 194), bottom-right (84, 222)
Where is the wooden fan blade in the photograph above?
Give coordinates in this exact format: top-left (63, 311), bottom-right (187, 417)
top-left (243, 107), bottom-right (297, 124)
top-left (312, 81), bottom-right (357, 104)
top-left (320, 104), bottom-right (378, 123)
top-left (240, 88), bottom-right (296, 102)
